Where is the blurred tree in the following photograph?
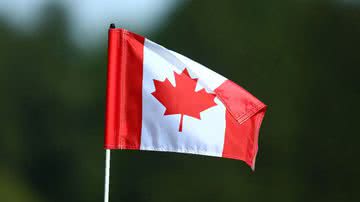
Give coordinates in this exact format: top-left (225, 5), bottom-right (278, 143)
top-left (0, 4), bottom-right (106, 202)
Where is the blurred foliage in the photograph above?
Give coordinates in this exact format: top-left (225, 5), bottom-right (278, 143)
top-left (0, 1), bottom-right (359, 202)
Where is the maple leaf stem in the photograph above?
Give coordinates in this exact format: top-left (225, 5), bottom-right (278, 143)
top-left (179, 114), bottom-right (184, 132)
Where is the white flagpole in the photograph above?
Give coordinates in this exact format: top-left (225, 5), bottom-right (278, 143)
top-left (104, 149), bottom-right (111, 202)
top-left (104, 23), bottom-right (115, 202)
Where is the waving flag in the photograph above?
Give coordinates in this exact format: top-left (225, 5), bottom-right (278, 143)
top-left (104, 27), bottom-right (266, 169)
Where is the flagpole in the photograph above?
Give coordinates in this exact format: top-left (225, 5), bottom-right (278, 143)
top-left (104, 23), bottom-right (115, 202)
top-left (104, 149), bottom-right (111, 202)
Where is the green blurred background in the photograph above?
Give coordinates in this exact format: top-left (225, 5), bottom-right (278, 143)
top-left (0, 0), bottom-right (359, 201)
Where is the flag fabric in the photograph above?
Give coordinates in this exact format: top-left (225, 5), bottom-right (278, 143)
top-left (104, 28), bottom-right (267, 169)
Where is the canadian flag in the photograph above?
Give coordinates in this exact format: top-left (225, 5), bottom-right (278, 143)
top-left (104, 28), bottom-right (267, 169)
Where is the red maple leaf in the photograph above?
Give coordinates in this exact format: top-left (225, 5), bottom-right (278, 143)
top-left (151, 68), bottom-right (217, 132)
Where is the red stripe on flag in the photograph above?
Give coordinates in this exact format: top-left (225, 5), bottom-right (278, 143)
top-left (215, 80), bottom-right (266, 169)
top-left (104, 29), bottom-right (145, 149)
top-left (222, 110), bottom-right (266, 168)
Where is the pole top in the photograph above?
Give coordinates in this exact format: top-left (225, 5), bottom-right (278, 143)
top-left (110, 23), bottom-right (115, 29)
